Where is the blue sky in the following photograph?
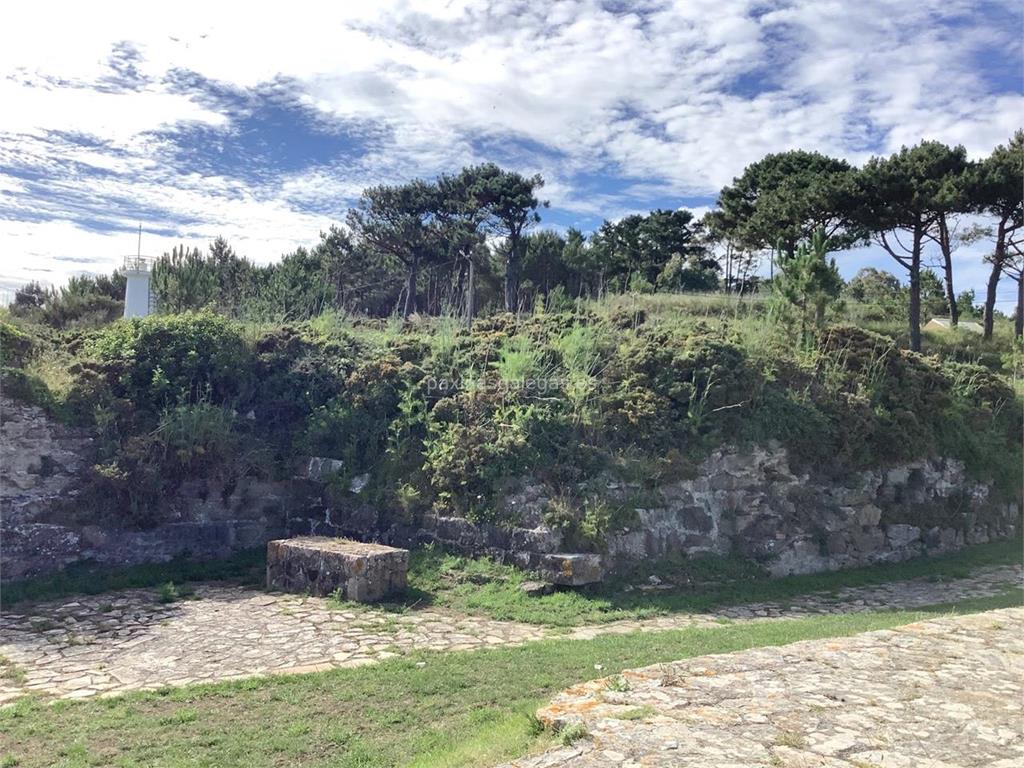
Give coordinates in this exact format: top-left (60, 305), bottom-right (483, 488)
top-left (1, 1), bottom-right (1021, 309)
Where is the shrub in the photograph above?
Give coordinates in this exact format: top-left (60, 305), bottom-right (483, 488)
top-left (82, 312), bottom-right (252, 421)
top-left (424, 395), bottom-right (536, 521)
top-left (0, 367), bottom-right (55, 410)
top-left (543, 495), bottom-right (637, 552)
top-left (0, 321), bottom-right (33, 367)
top-left (600, 326), bottom-right (755, 452)
top-left (301, 353), bottom-right (414, 472)
top-left (250, 326), bottom-right (361, 444)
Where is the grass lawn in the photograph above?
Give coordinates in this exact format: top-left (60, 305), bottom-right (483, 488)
top-left (4, 539), bottom-right (1021, 627)
top-left (0, 550), bottom-right (266, 608)
top-left (1, 592), bottom-right (1021, 768)
top-left (384, 537), bottom-right (1024, 625)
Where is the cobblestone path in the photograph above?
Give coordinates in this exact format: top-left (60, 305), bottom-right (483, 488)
top-left (0, 564), bottom-right (1019, 703)
top-left (503, 607), bottom-right (1024, 768)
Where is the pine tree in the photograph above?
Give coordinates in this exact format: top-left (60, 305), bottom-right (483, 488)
top-left (773, 228), bottom-right (843, 345)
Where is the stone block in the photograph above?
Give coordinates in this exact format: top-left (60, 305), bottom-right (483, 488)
top-left (266, 537), bottom-right (408, 601)
top-left (850, 526), bottom-right (886, 554)
top-left (856, 503), bottom-right (883, 528)
top-left (305, 456), bottom-right (344, 481)
top-left (679, 505), bottom-right (714, 534)
top-left (767, 537), bottom-right (828, 577)
top-left (886, 523), bottom-right (921, 549)
top-left (510, 526), bottom-right (562, 553)
top-left (885, 467), bottom-right (910, 486)
top-left (539, 553), bottom-right (604, 586)
top-left (825, 531), bottom-right (850, 556)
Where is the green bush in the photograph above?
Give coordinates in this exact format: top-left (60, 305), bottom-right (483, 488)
top-left (302, 353), bottom-right (413, 472)
top-left (0, 366), bottom-right (55, 410)
top-left (543, 496), bottom-right (637, 552)
top-left (0, 321), bottom-right (33, 367)
top-left (600, 326), bottom-right (754, 452)
top-left (83, 312), bottom-right (252, 420)
top-left (250, 325), bottom-right (362, 446)
top-left (23, 301), bottom-right (1021, 531)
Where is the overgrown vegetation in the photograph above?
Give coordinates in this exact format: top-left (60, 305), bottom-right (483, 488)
top-left (3, 289), bottom-right (1021, 537)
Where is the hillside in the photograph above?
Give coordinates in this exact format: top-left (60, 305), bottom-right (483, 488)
top-left (3, 294), bottom-right (1020, 552)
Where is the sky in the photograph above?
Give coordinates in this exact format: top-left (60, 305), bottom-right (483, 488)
top-left (1, 1), bottom-right (1022, 309)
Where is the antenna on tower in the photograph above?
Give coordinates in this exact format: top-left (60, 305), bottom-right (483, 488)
top-left (137, 223), bottom-right (142, 258)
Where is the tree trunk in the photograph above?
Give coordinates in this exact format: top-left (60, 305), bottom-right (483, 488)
top-left (403, 255), bottom-right (419, 318)
top-left (504, 233), bottom-right (520, 312)
top-left (983, 222), bottom-right (1007, 340)
top-left (937, 215), bottom-right (958, 325)
top-left (465, 257), bottom-right (475, 330)
top-left (815, 298), bottom-right (826, 329)
top-left (725, 244), bottom-right (732, 293)
top-left (983, 262), bottom-right (1002, 340)
top-left (1016, 274), bottom-right (1023, 338)
top-left (909, 225), bottom-right (923, 352)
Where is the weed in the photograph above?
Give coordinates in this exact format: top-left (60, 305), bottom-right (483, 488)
top-left (0, 656), bottom-right (27, 685)
top-left (774, 729), bottom-right (807, 749)
top-left (604, 675), bottom-right (631, 693)
top-left (158, 708), bottom-right (199, 726)
top-left (558, 722), bottom-right (590, 746)
top-left (156, 582), bottom-right (194, 604)
top-left (613, 705), bottom-right (655, 721)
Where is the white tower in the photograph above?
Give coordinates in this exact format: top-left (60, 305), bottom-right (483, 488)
top-left (123, 225), bottom-right (153, 318)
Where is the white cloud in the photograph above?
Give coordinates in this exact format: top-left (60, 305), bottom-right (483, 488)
top-left (0, 0), bottom-right (1020, 307)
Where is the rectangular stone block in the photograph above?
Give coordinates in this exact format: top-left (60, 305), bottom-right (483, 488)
top-left (266, 537), bottom-right (408, 601)
top-left (538, 553), bottom-right (604, 586)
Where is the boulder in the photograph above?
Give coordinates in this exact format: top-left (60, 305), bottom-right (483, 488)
top-left (767, 538), bottom-right (828, 577)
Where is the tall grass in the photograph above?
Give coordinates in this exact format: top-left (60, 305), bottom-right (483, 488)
top-left (493, 334), bottom-right (549, 384)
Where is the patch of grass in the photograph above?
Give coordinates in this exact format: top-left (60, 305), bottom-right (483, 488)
top-left (156, 582), bottom-right (196, 604)
top-left (557, 722), bottom-right (590, 746)
top-left (774, 729), bottom-right (807, 749)
top-left (0, 656), bottom-right (27, 685)
top-left (604, 675), bottom-right (630, 693)
top-left (0, 549), bottom-right (265, 607)
top-left (388, 539), bottom-right (1022, 626)
top-left (7, 538), bottom-right (1019, 629)
top-left (0, 596), bottom-right (1018, 768)
top-left (612, 705), bottom-right (655, 721)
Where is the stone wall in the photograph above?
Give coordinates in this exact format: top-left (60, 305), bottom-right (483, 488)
top-left (0, 397), bottom-right (318, 581)
top-left (368, 443), bottom-right (1019, 579)
top-left (2, 395), bottom-right (1018, 584)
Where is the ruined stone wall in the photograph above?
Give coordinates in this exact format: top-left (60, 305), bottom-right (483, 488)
top-left (374, 443), bottom-right (1019, 580)
top-left (2, 395), bottom-right (1018, 583)
top-left (0, 397), bottom-right (317, 581)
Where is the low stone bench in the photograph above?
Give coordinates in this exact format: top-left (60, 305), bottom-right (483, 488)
top-left (538, 553), bottom-right (604, 586)
top-left (266, 537), bottom-right (409, 602)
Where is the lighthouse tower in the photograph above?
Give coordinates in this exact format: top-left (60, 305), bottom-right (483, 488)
top-left (123, 226), bottom-right (153, 319)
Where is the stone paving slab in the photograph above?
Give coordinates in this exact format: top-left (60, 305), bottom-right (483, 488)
top-left (0, 564), bottom-right (1020, 703)
top-left (502, 607), bottom-right (1024, 768)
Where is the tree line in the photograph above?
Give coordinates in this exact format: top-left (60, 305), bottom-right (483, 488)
top-left (11, 134), bottom-right (1022, 347)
